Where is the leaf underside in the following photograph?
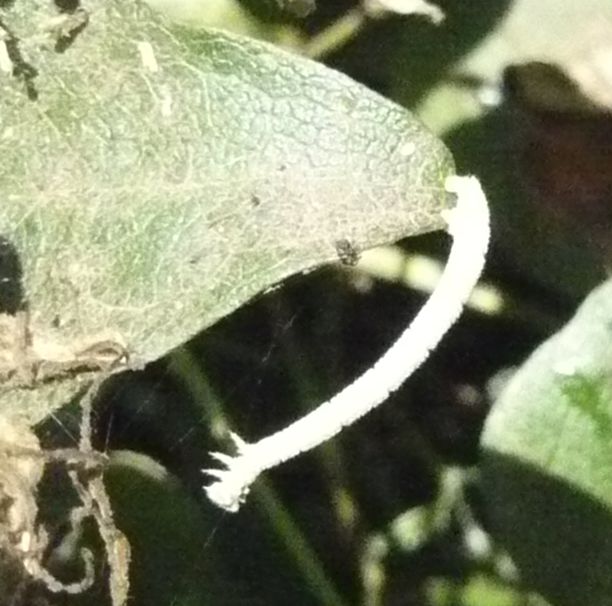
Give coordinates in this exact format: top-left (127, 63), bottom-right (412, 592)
top-left (0, 0), bottom-right (454, 425)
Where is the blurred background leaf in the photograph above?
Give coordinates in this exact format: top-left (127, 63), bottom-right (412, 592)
top-left (481, 278), bottom-right (612, 606)
top-left (406, 0), bottom-right (612, 300)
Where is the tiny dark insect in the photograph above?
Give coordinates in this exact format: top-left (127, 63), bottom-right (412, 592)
top-left (334, 239), bottom-right (360, 266)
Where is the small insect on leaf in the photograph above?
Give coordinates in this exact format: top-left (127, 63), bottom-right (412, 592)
top-left (335, 239), bottom-right (361, 266)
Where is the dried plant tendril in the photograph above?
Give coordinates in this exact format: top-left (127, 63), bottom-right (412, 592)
top-left (204, 175), bottom-right (490, 512)
top-left (0, 416), bottom-right (96, 601)
top-left (0, 377), bottom-right (128, 604)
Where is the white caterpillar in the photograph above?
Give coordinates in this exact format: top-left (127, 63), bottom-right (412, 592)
top-left (204, 175), bottom-right (490, 512)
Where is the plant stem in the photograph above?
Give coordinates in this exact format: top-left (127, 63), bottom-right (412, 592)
top-left (303, 8), bottom-right (367, 59)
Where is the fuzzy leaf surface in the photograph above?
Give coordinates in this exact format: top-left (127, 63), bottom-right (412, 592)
top-left (0, 1), bottom-right (453, 424)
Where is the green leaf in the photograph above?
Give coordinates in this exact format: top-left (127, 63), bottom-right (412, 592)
top-left (427, 573), bottom-right (538, 606)
top-left (143, 0), bottom-right (276, 39)
top-left (481, 278), bottom-right (612, 606)
top-left (380, 0), bottom-right (512, 123)
top-left (0, 1), bottom-right (454, 425)
top-left (104, 450), bottom-right (344, 606)
top-left (102, 450), bottom-right (220, 606)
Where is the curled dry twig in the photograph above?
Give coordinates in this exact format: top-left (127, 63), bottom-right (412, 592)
top-left (69, 374), bottom-right (131, 606)
top-left (0, 416), bottom-right (95, 604)
top-left (0, 373), bottom-right (130, 605)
